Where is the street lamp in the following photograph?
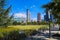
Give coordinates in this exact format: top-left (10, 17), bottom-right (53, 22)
top-left (48, 10), bottom-right (51, 38)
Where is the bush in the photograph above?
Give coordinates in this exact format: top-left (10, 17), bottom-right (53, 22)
top-left (30, 30), bottom-right (38, 36)
top-left (0, 30), bottom-right (27, 40)
top-left (25, 30), bottom-right (31, 37)
top-left (13, 21), bottom-right (21, 25)
top-left (25, 30), bottom-right (38, 36)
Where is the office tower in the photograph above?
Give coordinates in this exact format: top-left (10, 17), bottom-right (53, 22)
top-left (37, 12), bottom-right (41, 22)
top-left (26, 9), bottom-right (31, 22)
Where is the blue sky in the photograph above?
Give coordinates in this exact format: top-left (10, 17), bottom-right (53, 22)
top-left (7, 0), bottom-right (51, 21)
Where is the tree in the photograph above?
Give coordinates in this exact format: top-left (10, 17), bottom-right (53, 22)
top-left (42, 0), bottom-right (60, 38)
top-left (0, 0), bottom-right (13, 27)
top-left (42, 0), bottom-right (60, 24)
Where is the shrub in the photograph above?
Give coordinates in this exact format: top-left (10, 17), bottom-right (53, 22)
top-left (25, 30), bottom-right (38, 36)
top-left (25, 30), bottom-right (31, 37)
top-left (30, 30), bottom-right (38, 36)
top-left (0, 30), bottom-right (27, 40)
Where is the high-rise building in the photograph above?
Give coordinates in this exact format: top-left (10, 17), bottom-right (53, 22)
top-left (26, 9), bottom-right (31, 22)
top-left (44, 15), bottom-right (46, 20)
top-left (37, 12), bottom-right (41, 22)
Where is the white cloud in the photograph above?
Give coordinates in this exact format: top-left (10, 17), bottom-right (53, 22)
top-left (14, 12), bottom-right (26, 18)
top-left (31, 5), bottom-right (36, 8)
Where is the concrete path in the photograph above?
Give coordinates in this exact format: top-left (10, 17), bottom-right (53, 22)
top-left (44, 31), bottom-right (60, 34)
top-left (26, 31), bottom-right (60, 40)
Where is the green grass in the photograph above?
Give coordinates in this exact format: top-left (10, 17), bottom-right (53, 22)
top-left (8, 25), bottom-right (49, 30)
top-left (0, 25), bottom-right (48, 37)
top-left (0, 25), bottom-right (49, 33)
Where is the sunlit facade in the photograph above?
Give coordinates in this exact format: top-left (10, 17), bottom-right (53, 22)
top-left (26, 9), bottom-right (31, 22)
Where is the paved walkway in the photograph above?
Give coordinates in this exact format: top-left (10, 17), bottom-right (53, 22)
top-left (26, 31), bottom-right (60, 40)
top-left (44, 31), bottom-right (60, 34)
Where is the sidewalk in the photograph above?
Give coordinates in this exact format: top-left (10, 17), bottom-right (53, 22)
top-left (31, 36), bottom-right (57, 40)
top-left (26, 31), bottom-right (60, 40)
top-left (46, 38), bottom-right (57, 40)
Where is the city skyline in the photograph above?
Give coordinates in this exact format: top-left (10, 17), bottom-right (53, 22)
top-left (6, 0), bottom-right (51, 21)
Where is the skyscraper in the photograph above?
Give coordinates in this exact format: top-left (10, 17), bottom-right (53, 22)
top-left (26, 9), bottom-right (31, 22)
top-left (37, 12), bottom-right (41, 22)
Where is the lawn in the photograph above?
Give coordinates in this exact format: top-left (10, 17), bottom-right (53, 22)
top-left (1, 25), bottom-right (49, 33)
top-left (8, 25), bottom-right (49, 30)
top-left (0, 25), bottom-right (48, 37)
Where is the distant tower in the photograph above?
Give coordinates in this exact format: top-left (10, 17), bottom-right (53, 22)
top-left (37, 12), bottom-right (41, 22)
top-left (26, 9), bottom-right (31, 22)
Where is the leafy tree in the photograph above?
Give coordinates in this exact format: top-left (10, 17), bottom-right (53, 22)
top-left (42, 0), bottom-right (60, 24)
top-left (0, 0), bottom-right (13, 27)
top-left (42, 0), bottom-right (60, 38)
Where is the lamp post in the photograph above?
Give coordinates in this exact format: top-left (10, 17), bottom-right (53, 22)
top-left (48, 10), bottom-right (51, 38)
